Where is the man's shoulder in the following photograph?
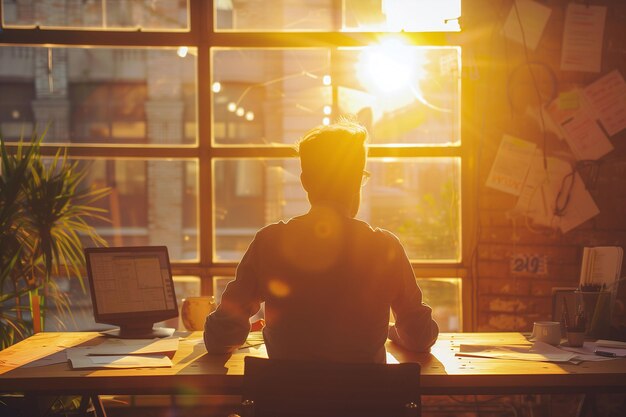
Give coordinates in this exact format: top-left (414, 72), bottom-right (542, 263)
top-left (351, 219), bottom-right (402, 245)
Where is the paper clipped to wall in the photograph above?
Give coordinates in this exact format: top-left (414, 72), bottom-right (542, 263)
top-left (560, 4), bottom-right (607, 73)
top-left (502, 0), bottom-right (552, 50)
top-left (486, 135), bottom-right (536, 196)
top-left (511, 152), bottom-right (599, 233)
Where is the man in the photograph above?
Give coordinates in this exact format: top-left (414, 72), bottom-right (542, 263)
top-left (204, 119), bottom-right (439, 363)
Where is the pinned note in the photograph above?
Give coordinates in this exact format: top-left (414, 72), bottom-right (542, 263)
top-left (560, 4), bottom-right (607, 73)
top-left (582, 70), bottom-right (626, 136)
top-left (486, 135), bottom-right (536, 196)
top-left (545, 89), bottom-right (613, 161)
top-left (502, 0), bottom-right (552, 50)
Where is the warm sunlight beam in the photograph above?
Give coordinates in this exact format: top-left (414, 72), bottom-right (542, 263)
top-left (356, 38), bottom-right (429, 111)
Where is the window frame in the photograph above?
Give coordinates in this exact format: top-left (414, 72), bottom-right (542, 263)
top-left (0, 0), bottom-right (475, 330)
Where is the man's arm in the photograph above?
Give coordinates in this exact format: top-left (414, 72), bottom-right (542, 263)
top-left (204, 238), bottom-right (262, 354)
top-left (387, 238), bottom-right (439, 352)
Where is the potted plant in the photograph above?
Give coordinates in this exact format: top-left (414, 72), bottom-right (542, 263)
top-left (0, 129), bottom-right (110, 349)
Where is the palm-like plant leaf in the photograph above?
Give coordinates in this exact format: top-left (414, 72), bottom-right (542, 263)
top-left (1, 130), bottom-right (110, 348)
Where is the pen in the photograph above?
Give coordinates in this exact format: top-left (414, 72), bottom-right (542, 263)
top-left (594, 350), bottom-right (625, 358)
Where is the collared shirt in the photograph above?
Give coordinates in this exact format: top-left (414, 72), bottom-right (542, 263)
top-left (204, 205), bottom-right (439, 363)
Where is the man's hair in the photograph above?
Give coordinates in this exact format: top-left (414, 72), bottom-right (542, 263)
top-left (297, 119), bottom-right (368, 202)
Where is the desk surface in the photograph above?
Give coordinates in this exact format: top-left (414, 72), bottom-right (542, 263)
top-left (1, 332), bottom-right (625, 395)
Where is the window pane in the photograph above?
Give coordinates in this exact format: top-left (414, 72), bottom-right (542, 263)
top-left (214, 0), bottom-right (461, 32)
top-left (73, 158), bottom-right (199, 262)
top-left (2, 0), bottom-right (189, 31)
top-left (212, 48), bottom-right (331, 146)
top-left (336, 46), bottom-right (461, 146)
top-left (43, 275), bottom-right (199, 332)
top-left (0, 46), bottom-right (197, 145)
top-left (211, 46), bottom-right (459, 146)
top-left (416, 278), bottom-right (461, 332)
top-left (343, 0), bottom-right (461, 32)
top-left (213, 276), bottom-right (461, 332)
top-left (213, 157), bottom-right (461, 262)
top-left (365, 158), bottom-right (461, 261)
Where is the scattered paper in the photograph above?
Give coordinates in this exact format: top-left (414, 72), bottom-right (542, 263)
top-left (502, 0), bottom-right (552, 50)
top-left (67, 351), bottom-right (172, 369)
top-left (596, 339), bottom-right (626, 349)
top-left (560, 4), bottom-right (607, 73)
top-left (560, 341), bottom-right (626, 361)
top-left (457, 342), bottom-right (576, 362)
top-left (486, 135), bottom-right (537, 196)
top-left (582, 70), bottom-right (626, 136)
top-left (66, 337), bottom-right (179, 358)
top-left (65, 337), bottom-right (178, 370)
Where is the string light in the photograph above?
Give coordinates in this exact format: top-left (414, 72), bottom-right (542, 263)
top-left (323, 105), bottom-right (332, 115)
top-left (227, 102), bottom-right (237, 112)
top-left (322, 117), bottom-right (330, 125)
top-left (245, 111), bottom-right (255, 121)
top-left (322, 75), bottom-right (332, 86)
top-left (212, 82), bottom-right (222, 93)
top-left (236, 107), bottom-right (245, 117)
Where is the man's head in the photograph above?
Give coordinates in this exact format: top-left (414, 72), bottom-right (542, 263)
top-left (297, 119), bottom-right (368, 217)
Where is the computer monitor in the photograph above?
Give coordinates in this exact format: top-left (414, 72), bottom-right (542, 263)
top-left (85, 246), bottom-right (178, 338)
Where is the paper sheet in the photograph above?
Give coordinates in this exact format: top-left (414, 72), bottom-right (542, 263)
top-left (560, 4), bottom-right (607, 73)
top-left (545, 90), bottom-right (613, 161)
top-left (457, 342), bottom-right (576, 362)
top-left (512, 153), bottom-right (599, 232)
top-left (502, 0), bottom-right (552, 50)
top-left (66, 337), bottom-right (179, 358)
top-left (583, 70), bottom-right (626, 136)
top-left (486, 135), bottom-right (536, 196)
top-left (67, 352), bottom-right (172, 369)
top-left (560, 341), bottom-right (626, 361)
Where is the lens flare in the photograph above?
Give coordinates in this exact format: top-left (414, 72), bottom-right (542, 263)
top-left (268, 279), bottom-right (291, 298)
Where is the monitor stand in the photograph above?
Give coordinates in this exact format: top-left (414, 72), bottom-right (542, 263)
top-left (101, 323), bottom-right (175, 339)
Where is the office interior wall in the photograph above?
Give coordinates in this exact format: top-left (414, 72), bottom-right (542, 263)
top-left (463, 0), bottom-right (626, 333)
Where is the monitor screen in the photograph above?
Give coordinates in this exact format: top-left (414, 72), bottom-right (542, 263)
top-left (85, 246), bottom-right (178, 338)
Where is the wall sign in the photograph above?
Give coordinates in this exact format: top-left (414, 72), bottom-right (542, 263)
top-left (510, 253), bottom-right (548, 275)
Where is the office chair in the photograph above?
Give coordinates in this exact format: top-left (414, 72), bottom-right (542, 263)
top-left (233, 356), bottom-right (421, 417)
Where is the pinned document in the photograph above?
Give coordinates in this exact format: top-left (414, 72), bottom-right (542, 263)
top-left (486, 135), bottom-right (536, 196)
top-left (502, 0), bottom-right (552, 50)
top-left (560, 4), bottom-right (607, 73)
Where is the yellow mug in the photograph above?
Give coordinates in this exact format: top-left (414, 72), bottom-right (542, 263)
top-left (181, 296), bottom-right (216, 331)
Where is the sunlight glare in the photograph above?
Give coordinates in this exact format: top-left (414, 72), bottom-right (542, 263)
top-left (177, 46), bottom-right (188, 58)
top-left (357, 39), bottom-right (427, 95)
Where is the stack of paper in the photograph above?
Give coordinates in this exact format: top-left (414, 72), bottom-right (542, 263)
top-left (67, 337), bottom-right (179, 369)
top-left (579, 246), bottom-right (623, 291)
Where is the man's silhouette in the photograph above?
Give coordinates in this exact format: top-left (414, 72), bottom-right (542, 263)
top-left (204, 119), bottom-right (439, 362)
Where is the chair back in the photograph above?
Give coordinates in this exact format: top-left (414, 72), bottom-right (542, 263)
top-left (240, 356), bottom-right (421, 417)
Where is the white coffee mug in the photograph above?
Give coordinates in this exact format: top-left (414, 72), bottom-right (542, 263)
top-left (530, 321), bottom-right (561, 346)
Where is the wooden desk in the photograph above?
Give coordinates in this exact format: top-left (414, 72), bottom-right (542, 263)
top-left (1, 332), bottom-right (626, 398)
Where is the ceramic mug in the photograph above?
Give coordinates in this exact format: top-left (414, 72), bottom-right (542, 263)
top-left (181, 296), bottom-right (216, 331)
top-left (530, 321), bottom-right (561, 346)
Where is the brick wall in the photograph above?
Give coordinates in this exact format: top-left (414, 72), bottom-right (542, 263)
top-left (465, 0), bottom-right (626, 333)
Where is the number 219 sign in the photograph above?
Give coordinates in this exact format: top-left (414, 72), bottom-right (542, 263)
top-left (510, 253), bottom-right (547, 275)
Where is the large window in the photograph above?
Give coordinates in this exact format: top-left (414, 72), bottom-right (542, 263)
top-left (1, 0), bottom-right (467, 331)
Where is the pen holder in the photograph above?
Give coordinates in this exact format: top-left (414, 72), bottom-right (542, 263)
top-left (576, 290), bottom-right (612, 339)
